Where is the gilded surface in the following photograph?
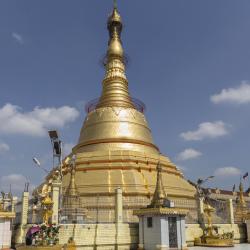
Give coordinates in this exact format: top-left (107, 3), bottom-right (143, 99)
top-left (76, 107), bottom-right (158, 154)
top-left (60, 5), bottom-right (197, 222)
top-left (41, 195), bottom-right (53, 225)
top-left (150, 163), bottom-right (168, 208)
top-left (60, 150), bottom-right (196, 222)
top-left (234, 182), bottom-right (249, 223)
top-left (0, 211), bottom-right (15, 218)
top-left (97, 6), bottom-right (134, 109)
top-left (247, 212), bottom-right (250, 219)
top-left (133, 207), bottom-right (188, 216)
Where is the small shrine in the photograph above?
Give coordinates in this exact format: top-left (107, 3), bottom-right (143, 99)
top-left (134, 163), bottom-right (188, 250)
top-left (0, 192), bottom-right (15, 249)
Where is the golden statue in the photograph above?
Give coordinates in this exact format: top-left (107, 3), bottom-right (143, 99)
top-left (194, 202), bottom-right (234, 247)
top-left (40, 186), bottom-right (53, 225)
top-left (204, 204), bottom-right (215, 237)
top-left (41, 195), bottom-right (53, 225)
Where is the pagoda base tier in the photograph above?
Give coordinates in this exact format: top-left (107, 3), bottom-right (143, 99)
top-left (62, 150), bottom-right (196, 222)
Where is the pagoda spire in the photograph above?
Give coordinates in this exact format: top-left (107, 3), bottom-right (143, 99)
top-left (150, 162), bottom-right (168, 208)
top-left (96, 3), bottom-right (135, 109)
top-left (65, 163), bottom-right (78, 197)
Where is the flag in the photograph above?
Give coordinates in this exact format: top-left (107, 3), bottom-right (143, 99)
top-left (232, 184), bottom-right (236, 192)
top-left (243, 172), bottom-right (248, 180)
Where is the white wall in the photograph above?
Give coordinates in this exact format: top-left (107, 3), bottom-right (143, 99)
top-left (0, 218), bottom-right (12, 248)
top-left (59, 223), bottom-right (138, 249)
top-left (142, 216), bottom-right (161, 249)
top-left (247, 219), bottom-right (250, 243)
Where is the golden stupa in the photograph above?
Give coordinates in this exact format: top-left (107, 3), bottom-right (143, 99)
top-left (234, 181), bottom-right (248, 223)
top-left (62, 4), bottom-right (196, 222)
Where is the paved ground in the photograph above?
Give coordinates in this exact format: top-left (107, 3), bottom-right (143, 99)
top-left (189, 244), bottom-right (249, 250)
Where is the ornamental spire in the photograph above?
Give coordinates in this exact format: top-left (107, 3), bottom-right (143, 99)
top-left (66, 163), bottom-right (78, 197)
top-left (150, 162), bottom-right (168, 208)
top-left (96, 3), bottom-right (135, 109)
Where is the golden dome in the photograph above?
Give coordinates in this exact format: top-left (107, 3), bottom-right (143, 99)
top-left (75, 4), bottom-right (158, 154)
top-left (76, 107), bottom-right (159, 154)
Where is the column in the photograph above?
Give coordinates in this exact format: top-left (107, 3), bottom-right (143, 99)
top-left (16, 191), bottom-right (29, 244)
top-left (247, 218), bottom-right (250, 243)
top-left (138, 217), bottom-right (144, 250)
top-left (21, 191), bottom-right (29, 226)
top-left (115, 187), bottom-right (123, 223)
top-left (52, 180), bottom-right (61, 224)
top-left (227, 199), bottom-right (234, 225)
top-left (115, 187), bottom-right (123, 247)
top-left (11, 196), bottom-right (18, 213)
top-left (180, 216), bottom-right (187, 249)
top-left (197, 197), bottom-right (205, 228)
top-left (159, 216), bottom-right (168, 250)
top-left (2, 197), bottom-right (8, 211)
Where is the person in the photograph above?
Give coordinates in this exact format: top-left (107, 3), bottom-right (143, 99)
top-left (25, 234), bottom-right (32, 246)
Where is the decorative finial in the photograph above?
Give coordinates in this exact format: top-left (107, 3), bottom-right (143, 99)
top-left (65, 158), bottom-right (78, 197)
top-left (96, 3), bottom-right (135, 109)
top-left (149, 162), bottom-right (167, 208)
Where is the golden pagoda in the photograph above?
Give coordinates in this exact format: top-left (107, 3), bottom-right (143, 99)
top-left (62, 3), bottom-right (196, 222)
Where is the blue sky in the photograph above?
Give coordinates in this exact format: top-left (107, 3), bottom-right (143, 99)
top-left (1, 0), bottom-right (250, 195)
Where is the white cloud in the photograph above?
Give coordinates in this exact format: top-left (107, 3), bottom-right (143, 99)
top-left (0, 174), bottom-right (35, 195)
top-left (211, 82), bottom-right (250, 104)
top-left (63, 142), bottom-right (75, 156)
top-left (176, 148), bottom-right (202, 161)
top-left (11, 32), bottom-right (24, 44)
top-left (0, 143), bottom-right (10, 153)
top-left (0, 103), bottom-right (79, 137)
top-left (214, 167), bottom-right (241, 177)
top-left (180, 121), bottom-right (229, 141)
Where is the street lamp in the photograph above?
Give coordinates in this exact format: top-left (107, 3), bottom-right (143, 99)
top-left (32, 157), bottom-right (49, 173)
top-left (48, 130), bottom-right (63, 224)
top-left (48, 130), bottom-right (62, 178)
